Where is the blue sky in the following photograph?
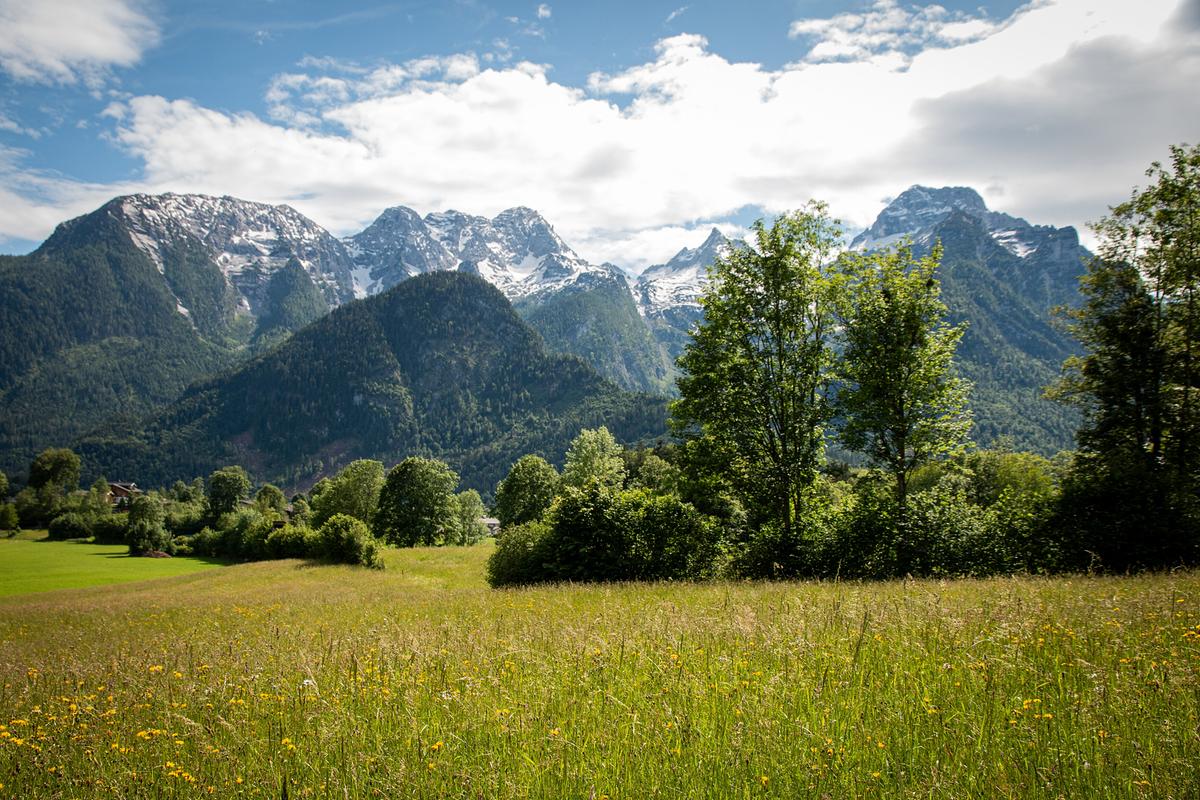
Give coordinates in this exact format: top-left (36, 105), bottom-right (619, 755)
top-left (1, 0), bottom-right (1197, 269)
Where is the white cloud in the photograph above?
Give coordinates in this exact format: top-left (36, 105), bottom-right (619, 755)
top-left (1, 0), bottom-right (1196, 265)
top-left (665, 7), bottom-right (689, 25)
top-left (788, 0), bottom-right (999, 64)
top-left (0, 0), bottom-right (159, 85)
top-left (537, 4), bottom-right (551, 20)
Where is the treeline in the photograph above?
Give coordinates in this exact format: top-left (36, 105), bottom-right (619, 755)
top-left (2, 448), bottom-right (491, 569)
top-left (489, 145), bottom-right (1200, 584)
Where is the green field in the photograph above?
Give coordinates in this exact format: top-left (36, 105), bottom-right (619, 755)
top-left (0, 532), bottom-right (227, 597)
top-left (0, 543), bottom-right (1197, 798)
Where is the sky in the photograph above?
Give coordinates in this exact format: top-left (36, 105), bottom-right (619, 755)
top-left (0, 0), bottom-right (1197, 271)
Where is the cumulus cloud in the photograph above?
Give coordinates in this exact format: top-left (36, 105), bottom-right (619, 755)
top-left (1, 0), bottom-right (1195, 266)
top-left (0, 0), bottom-right (159, 85)
top-left (788, 0), bottom-right (1001, 64)
top-left (537, 4), bottom-right (551, 20)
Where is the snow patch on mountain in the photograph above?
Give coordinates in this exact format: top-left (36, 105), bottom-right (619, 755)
top-left (346, 205), bottom-right (620, 302)
top-left (112, 193), bottom-right (356, 312)
top-left (636, 228), bottom-right (730, 317)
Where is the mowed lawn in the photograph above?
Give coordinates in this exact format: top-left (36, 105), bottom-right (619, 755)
top-left (0, 543), bottom-right (1197, 799)
top-left (0, 531), bottom-right (227, 597)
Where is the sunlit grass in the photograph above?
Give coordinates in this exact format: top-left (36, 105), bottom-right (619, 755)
top-left (0, 531), bottom-right (227, 598)
top-left (0, 545), bottom-right (1197, 798)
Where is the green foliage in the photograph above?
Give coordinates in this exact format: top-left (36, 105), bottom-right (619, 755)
top-left (316, 513), bottom-right (383, 568)
top-left (310, 460), bottom-right (385, 528)
top-left (0, 209), bottom-right (241, 477)
top-left (0, 503), bottom-right (17, 532)
top-left (254, 484), bottom-right (287, 515)
top-left (265, 523), bottom-right (317, 560)
top-left (47, 512), bottom-right (93, 541)
top-left (90, 515), bottom-right (128, 544)
top-left (254, 259), bottom-right (329, 346)
top-left (28, 448), bottom-right (81, 492)
top-left (374, 457), bottom-right (460, 547)
top-left (80, 272), bottom-right (667, 497)
top-left (126, 494), bottom-right (170, 556)
top-left (630, 453), bottom-right (681, 495)
top-left (0, 471), bottom-right (7, 501)
top-left (673, 204), bottom-right (841, 537)
top-left (290, 497), bottom-right (312, 527)
top-left (485, 521), bottom-right (552, 588)
top-left (488, 481), bottom-right (722, 586)
top-left (561, 426), bottom-right (626, 490)
top-left (836, 243), bottom-right (971, 519)
top-left (494, 454), bottom-right (560, 528)
top-left (1052, 143), bottom-right (1200, 569)
top-left (207, 466), bottom-right (251, 518)
top-left (520, 276), bottom-right (674, 394)
top-left (451, 490), bottom-right (489, 545)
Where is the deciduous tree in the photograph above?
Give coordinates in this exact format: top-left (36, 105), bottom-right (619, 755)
top-left (836, 242), bottom-right (971, 524)
top-left (672, 204), bottom-right (841, 537)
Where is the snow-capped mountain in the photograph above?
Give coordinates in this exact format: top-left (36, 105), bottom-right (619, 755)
top-left (636, 228), bottom-right (730, 318)
top-left (345, 205), bottom-right (621, 301)
top-left (850, 185), bottom-right (1073, 262)
top-left (108, 193), bottom-right (357, 314)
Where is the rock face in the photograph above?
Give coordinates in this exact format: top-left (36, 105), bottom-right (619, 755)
top-left (109, 193), bottom-right (356, 313)
top-left (81, 271), bottom-right (668, 495)
top-left (345, 205), bottom-right (623, 302)
top-left (345, 205), bottom-right (670, 392)
top-left (636, 228), bottom-right (729, 319)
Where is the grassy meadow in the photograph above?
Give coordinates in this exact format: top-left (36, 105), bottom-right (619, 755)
top-left (0, 542), bottom-right (1197, 798)
top-left (0, 531), bottom-right (227, 598)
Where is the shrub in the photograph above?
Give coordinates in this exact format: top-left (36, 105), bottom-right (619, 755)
top-left (126, 495), bottom-right (169, 555)
top-left (493, 482), bottom-right (724, 586)
top-left (48, 512), bottom-right (93, 541)
top-left (91, 515), bottom-right (128, 544)
top-left (0, 503), bottom-right (17, 532)
top-left (317, 514), bottom-right (383, 568)
top-left (266, 523), bottom-right (317, 559)
top-left (486, 521), bottom-right (552, 587)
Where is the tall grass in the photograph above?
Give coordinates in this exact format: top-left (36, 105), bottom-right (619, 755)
top-left (0, 547), bottom-right (1197, 798)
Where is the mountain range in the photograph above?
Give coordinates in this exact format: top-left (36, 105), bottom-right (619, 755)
top-left (0, 185), bottom-right (1089, 488)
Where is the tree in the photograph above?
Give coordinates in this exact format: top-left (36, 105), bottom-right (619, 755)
top-left (373, 457), bottom-right (459, 546)
top-left (126, 494), bottom-right (169, 555)
top-left (309, 460), bottom-right (385, 528)
top-left (0, 471), bottom-right (8, 501)
top-left (672, 204), bottom-right (842, 537)
top-left (836, 242), bottom-right (971, 524)
top-left (207, 466), bottom-right (251, 518)
top-left (451, 489), bottom-right (488, 545)
top-left (1052, 143), bottom-right (1200, 567)
top-left (494, 454), bottom-right (560, 527)
top-left (28, 448), bottom-right (80, 492)
top-left (255, 484), bottom-right (287, 516)
top-left (0, 503), bottom-right (17, 532)
top-left (316, 513), bottom-right (383, 568)
top-left (561, 427), bottom-right (626, 490)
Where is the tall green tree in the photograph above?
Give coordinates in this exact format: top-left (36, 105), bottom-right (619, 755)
top-left (451, 489), bottom-right (489, 545)
top-left (561, 427), bottom-right (626, 490)
top-left (494, 454), bottom-right (559, 528)
top-left (309, 460), bottom-right (385, 528)
top-left (1053, 143), bottom-right (1200, 566)
top-left (0, 471), bottom-right (8, 501)
top-left (836, 242), bottom-right (971, 523)
top-left (28, 448), bottom-right (80, 492)
top-left (672, 204), bottom-right (841, 537)
top-left (207, 466), bottom-right (251, 518)
top-left (254, 484), bottom-right (287, 516)
top-left (374, 457), bottom-right (459, 546)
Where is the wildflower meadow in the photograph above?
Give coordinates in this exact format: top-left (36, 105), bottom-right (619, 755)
top-left (0, 542), bottom-right (1197, 798)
